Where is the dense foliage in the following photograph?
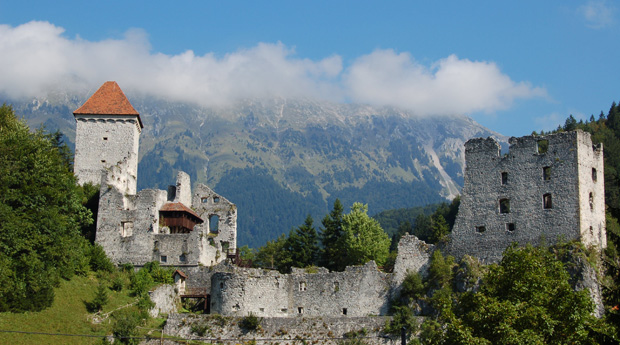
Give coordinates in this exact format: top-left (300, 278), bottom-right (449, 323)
top-left (0, 104), bottom-right (93, 311)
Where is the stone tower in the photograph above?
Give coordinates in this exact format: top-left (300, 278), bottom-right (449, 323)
top-left (448, 130), bottom-right (606, 263)
top-left (73, 81), bottom-right (142, 193)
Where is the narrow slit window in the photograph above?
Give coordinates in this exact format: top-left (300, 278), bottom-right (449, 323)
top-left (499, 199), bottom-right (510, 214)
top-left (592, 168), bottom-right (597, 182)
top-left (589, 192), bottom-right (594, 210)
top-left (342, 308), bottom-right (348, 315)
top-left (543, 194), bottom-right (552, 209)
top-left (298, 307), bottom-right (304, 314)
top-left (543, 167), bottom-right (551, 181)
top-left (501, 172), bottom-right (508, 185)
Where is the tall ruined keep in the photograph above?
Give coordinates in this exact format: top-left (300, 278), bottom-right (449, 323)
top-left (73, 81), bottom-right (142, 191)
top-left (74, 82), bottom-right (237, 267)
top-left (448, 130), bottom-right (606, 262)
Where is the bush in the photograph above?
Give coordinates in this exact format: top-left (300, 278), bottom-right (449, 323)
top-left (87, 283), bottom-right (109, 312)
top-left (401, 271), bottom-right (425, 301)
top-left (111, 308), bottom-right (141, 345)
top-left (239, 312), bottom-right (262, 331)
top-left (130, 269), bottom-right (154, 297)
top-left (111, 275), bottom-right (124, 292)
top-left (88, 244), bottom-right (115, 272)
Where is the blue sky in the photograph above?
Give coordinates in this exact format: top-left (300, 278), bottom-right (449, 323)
top-left (0, 0), bottom-right (618, 137)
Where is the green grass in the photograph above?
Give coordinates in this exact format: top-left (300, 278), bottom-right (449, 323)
top-left (0, 273), bottom-right (140, 345)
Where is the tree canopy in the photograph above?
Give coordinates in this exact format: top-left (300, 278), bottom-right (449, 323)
top-left (0, 104), bottom-right (92, 311)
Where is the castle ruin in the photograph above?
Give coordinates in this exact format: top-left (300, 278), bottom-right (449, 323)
top-left (447, 130), bottom-right (606, 262)
top-left (73, 82), bottom-right (237, 267)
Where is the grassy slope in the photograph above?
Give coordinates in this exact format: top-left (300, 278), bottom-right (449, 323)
top-left (0, 274), bottom-right (137, 345)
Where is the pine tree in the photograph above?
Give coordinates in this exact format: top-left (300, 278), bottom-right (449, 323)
top-left (320, 199), bottom-right (346, 271)
top-left (287, 215), bottom-right (320, 268)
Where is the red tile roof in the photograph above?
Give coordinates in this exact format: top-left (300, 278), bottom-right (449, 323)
top-left (73, 81), bottom-right (143, 128)
top-left (173, 269), bottom-right (188, 279)
top-left (160, 202), bottom-right (204, 222)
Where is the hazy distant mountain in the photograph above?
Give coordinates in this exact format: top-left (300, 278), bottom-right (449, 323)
top-left (6, 95), bottom-right (505, 248)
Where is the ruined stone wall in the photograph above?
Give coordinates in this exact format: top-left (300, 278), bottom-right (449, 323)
top-left (448, 130), bottom-right (606, 263)
top-left (210, 262), bottom-right (390, 318)
top-left (192, 184), bottom-right (237, 265)
top-left (74, 115), bottom-right (140, 189)
top-left (392, 234), bottom-right (434, 286)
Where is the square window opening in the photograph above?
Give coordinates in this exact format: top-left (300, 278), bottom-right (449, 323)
top-left (537, 139), bottom-right (549, 154)
top-left (160, 255), bottom-right (167, 263)
top-left (298, 307), bottom-right (304, 314)
top-left (506, 223), bottom-right (515, 231)
top-left (499, 199), bottom-right (510, 214)
top-left (476, 226), bottom-right (486, 233)
top-left (342, 308), bottom-right (348, 315)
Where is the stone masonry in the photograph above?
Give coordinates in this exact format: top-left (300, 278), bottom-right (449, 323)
top-left (447, 130), bottom-right (606, 262)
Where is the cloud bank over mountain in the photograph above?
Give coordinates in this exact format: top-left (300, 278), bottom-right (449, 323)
top-left (0, 21), bottom-right (545, 116)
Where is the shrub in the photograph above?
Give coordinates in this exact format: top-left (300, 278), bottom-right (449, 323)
top-left (239, 312), bottom-right (262, 331)
top-left (111, 275), bottom-right (124, 292)
top-left (130, 269), bottom-right (154, 297)
top-left (87, 283), bottom-right (109, 312)
top-left (400, 271), bottom-right (425, 301)
top-left (88, 244), bottom-right (115, 272)
top-left (111, 308), bottom-right (141, 345)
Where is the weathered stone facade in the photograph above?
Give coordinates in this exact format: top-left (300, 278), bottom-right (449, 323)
top-left (447, 130), bottom-right (606, 262)
top-left (210, 262), bottom-right (391, 318)
top-left (74, 82), bottom-right (237, 267)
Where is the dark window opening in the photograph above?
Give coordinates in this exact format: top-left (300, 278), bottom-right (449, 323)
top-left (209, 215), bottom-right (219, 233)
top-left (160, 255), bottom-right (167, 263)
top-left (342, 308), bottom-right (348, 315)
top-left (298, 307), bottom-right (304, 314)
top-left (589, 192), bottom-right (594, 210)
top-left (101, 160), bottom-right (106, 163)
top-left (201, 197), bottom-right (208, 203)
top-left (259, 308), bottom-right (264, 312)
top-left (499, 199), bottom-right (510, 214)
top-left (537, 139), bottom-right (549, 154)
top-left (334, 281), bottom-right (340, 292)
top-left (543, 166), bottom-right (551, 181)
top-left (592, 168), bottom-right (597, 182)
top-left (506, 223), bottom-right (515, 231)
top-left (281, 308), bottom-right (287, 312)
top-left (220, 282), bottom-right (224, 289)
top-left (543, 194), bottom-right (552, 209)
top-left (213, 197), bottom-right (220, 203)
top-left (179, 254), bottom-right (186, 262)
top-left (103, 137), bottom-right (108, 141)
top-left (299, 281), bottom-right (307, 291)
top-left (501, 172), bottom-right (508, 185)
top-left (476, 226), bottom-right (486, 233)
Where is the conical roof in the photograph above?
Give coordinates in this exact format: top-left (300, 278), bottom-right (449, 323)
top-left (74, 81), bottom-right (143, 128)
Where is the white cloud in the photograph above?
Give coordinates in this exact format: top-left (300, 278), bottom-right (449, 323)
top-left (344, 50), bottom-right (546, 116)
top-left (578, 0), bottom-right (616, 28)
top-left (0, 21), bottom-right (546, 117)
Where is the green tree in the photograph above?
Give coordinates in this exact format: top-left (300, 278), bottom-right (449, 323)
top-left (0, 104), bottom-right (93, 311)
top-left (254, 234), bottom-right (291, 272)
top-left (340, 203), bottom-right (391, 267)
top-left (320, 199), bottom-right (346, 271)
top-left (286, 215), bottom-right (320, 268)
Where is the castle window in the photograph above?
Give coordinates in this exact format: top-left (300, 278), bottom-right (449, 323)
top-left (543, 167), bottom-right (551, 181)
top-left (179, 254), bottom-right (186, 263)
top-left (101, 160), bottom-right (106, 163)
top-left (154, 241), bottom-right (159, 251)
top-left (281, 308), bottom-right (287, 312)
top-left (103, 137), bottom-right (108, 141)
top-left (259, 308), bottom-right (265, 312)
top-left (201, 197), bottom-right (208, 203)
top-left (499, 199), bottom-right (510, 214)
top-left (299, 281), bottom-right (307, 291)
top-left (506, 223), bottom-right (515, 231)
top-left (209, 215), bottom-right (219, 234)
top-left (592, 168), bottom-right (597, 182)
top-left (342, 308), bottom-right (348, 315)
top-left (121, 221), bottom-right (133, 237)
top-left (476, 226), bottom-right (486, 233)
top-left (501, 172), bottom-right (508, 185)
top-left (543, 194), bottom-right (552, 209)
top-left (334, 281), bottom-right (340, 292)
top-left (537, 139), bottom-right (549, 154)
top-left (160, 255), bottom-right (167, 263)
top-left (298, 307), bottom-right (304, 314)
top-left (589, 192), bottom-right (594, 210)
top-left (213, 197), bottom-right (220, 203)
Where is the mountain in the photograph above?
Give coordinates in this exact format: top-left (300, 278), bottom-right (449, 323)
top-left (5, 94), bottom-right (505, 248)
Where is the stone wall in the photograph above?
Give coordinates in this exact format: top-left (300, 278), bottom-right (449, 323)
top-left (162, 314), bottom-right (398, 345)
top-left (447, 130), bottom-right (606, 263)
top-left (210, 261), bottom-right (390, 318)
top-left (392, 234), bottom-right (434, 286)
top-left (95, 161), bottom-right (237, 266)
top-left (74, 114), bottom-right (140, 189)
top-left (149, 284), bottom-right (180, 317)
